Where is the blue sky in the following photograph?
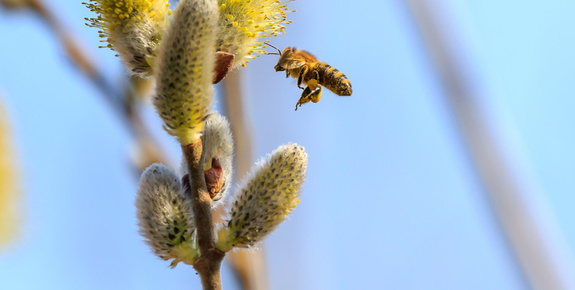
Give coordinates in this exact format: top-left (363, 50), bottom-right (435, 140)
top-left (1, 0), bottom-right (575, 289)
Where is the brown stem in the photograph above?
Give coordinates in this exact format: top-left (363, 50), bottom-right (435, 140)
top-left (194, 248), bottom-right (225, 290)
top-left (181, 141), bottom-right (224, 290)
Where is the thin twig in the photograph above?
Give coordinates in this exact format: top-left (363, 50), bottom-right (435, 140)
top-left (182, 141), bottom-right (224, 290)
top-left (28, 0), bottom-right (124, 119)
top-left (26, 0), bottom-right (174, 170)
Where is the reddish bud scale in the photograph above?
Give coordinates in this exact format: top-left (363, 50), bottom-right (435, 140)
top-left (204, 157), bottom-right (224, 199)
top-left (213, 51), bottom-right (235, 84)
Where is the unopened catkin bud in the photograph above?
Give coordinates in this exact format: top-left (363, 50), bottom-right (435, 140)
top-left (180, 113), bottom-right (234, 203)
top-left (153, 0), bottom-right (218, 145)
top-left (136, 164), bottom-right (198, 267)
top-left (84, 0), bottom-right (171, 76)
top-left (201, 113), bottom-right (233, 202)
top-left (216, 144), bottom-right (307, 251)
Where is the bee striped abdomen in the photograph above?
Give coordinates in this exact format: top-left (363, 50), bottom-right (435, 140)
top-left (317, 62), bottom-right (352, 96)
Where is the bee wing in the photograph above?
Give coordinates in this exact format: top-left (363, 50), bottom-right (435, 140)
top-left (283, 59), bottom-right (306, 70)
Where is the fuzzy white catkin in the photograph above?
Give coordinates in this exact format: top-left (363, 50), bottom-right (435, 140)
top-left (202, 113), bottom-right (234, 201)
top-left (136, 164), bottom-right (198, 266)
top-left (216, 144), bottom-right (307, 251)
top-left (180, 113), bottom-right (234, 203)
top-left (112, 16), bottom-right (167, 76)
top-left (153, 0), bottom-right (218, 146)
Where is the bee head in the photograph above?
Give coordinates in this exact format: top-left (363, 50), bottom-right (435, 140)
top-left (274, 47), bottom-right (296, 72)
top-left (265, 43), bottom-right (287, 71)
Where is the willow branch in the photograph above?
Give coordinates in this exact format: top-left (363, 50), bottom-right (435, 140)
top-left (182, 141), bottom-right (224, 290)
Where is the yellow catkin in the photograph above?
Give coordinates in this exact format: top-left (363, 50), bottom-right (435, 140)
top-left (216, 0), bottom-right (294, 68)
top-left (0, 99), bottom-right (20, 249)
top-left (153, 0), bottom-right (218, 145)
top-left (84, 0), bottom-right (171, 76)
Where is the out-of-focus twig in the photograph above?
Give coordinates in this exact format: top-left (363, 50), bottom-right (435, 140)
top-left (221, 70), bottom-right (269, 290)
top-left (403, 1), bottom-right (575, 289)
top-left (28, 0), bottom-right (123, 114)
top-left (0, 0), bottom-right (28, 9)
top-left (222, 71), bottom-right (254, 177)
top-left (23, 0), bottom-right (173, 170)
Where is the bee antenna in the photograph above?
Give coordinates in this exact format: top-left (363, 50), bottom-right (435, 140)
top-left (265, 43), bottom-right (282, 56)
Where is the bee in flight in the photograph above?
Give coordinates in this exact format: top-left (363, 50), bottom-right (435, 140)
top-left (267, 44), bottom-right (352, 111)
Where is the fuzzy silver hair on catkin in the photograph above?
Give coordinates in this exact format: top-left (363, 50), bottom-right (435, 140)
top-left (202, 113), bottom-right (234, 202)
top-left (113, 19), bottom-right (166, 76)
top-left (153, 0), bottom-right (218, 145)
top-left (216, 144), bottom-right (307, 251)
top-left (136, 163), bottom-right (198, 266)
top-left (180, 113), bottom-right (234, 203)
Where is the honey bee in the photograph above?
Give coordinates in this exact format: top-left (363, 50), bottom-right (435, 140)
top-left (268, 44), bottom-right (352, 111)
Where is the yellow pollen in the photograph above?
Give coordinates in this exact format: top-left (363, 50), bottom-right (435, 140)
top-left (216, 0), bottom-right (295, 67)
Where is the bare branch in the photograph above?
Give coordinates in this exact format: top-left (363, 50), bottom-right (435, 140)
top-left (182, 141), bottom-right (224, 290)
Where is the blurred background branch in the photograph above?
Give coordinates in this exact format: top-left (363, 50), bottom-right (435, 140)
top-left (221, 70), bottom-right (269, 290)
top-left (6, 0), bottom-right (175, 169)
top-left (403, 1), bottom-right (575, 289)
top-left (12, 0), bottom-right (174, 171)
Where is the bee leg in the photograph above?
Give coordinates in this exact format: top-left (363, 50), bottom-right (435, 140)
top-left (307, 70), bottom-right (320, 91)
top-left (295, 86), bottom-right (313, 111)
top-left (310, 86), bottom-right (322, 103)
top-left (285, 70), bottom-right (290, 78)
top-left (297, 65), bottom-right (309, 89)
